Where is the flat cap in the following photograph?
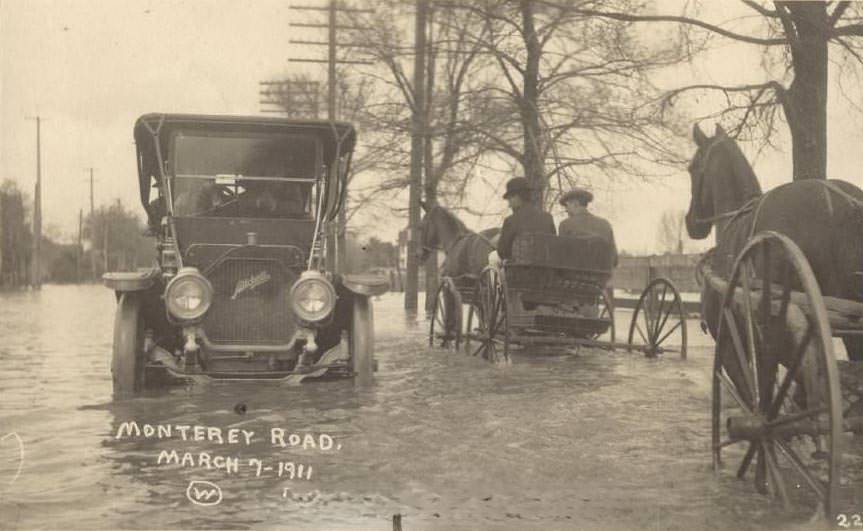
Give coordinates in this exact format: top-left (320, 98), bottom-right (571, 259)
top-left (559, 187), bottom-right (594, 206)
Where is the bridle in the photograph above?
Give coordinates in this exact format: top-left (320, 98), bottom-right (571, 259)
top-left (418, 207), bottom-right (490, 259)
top-left (690, 137), bottom-right (743, 225)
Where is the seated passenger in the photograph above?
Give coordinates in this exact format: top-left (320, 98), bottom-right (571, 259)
top-left (489, 177), bottom-right (556, 266)
top-left (559, 187), bottom-right (618, 267)
top-left (174, 181), bottom-right (230, 216)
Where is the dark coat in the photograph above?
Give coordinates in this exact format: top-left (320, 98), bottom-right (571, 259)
top-left (498, 204), bottom-right (556, 259)
top-left (559, 208), bottom-right (618, 266)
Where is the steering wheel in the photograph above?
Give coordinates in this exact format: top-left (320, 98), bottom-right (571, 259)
top-left (213, 185), bottom-right (237, 204)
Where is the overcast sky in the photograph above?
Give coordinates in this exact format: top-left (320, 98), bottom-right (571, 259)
top-left (3, 0), bottom-right (863, 254)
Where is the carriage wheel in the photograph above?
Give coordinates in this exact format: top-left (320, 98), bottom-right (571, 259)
top-left (471, 267), bottom-right (510, 363)
top-left (428, 277), bottom-right (463, 349)
top-left (591, 288), bottom-right (616, 342)
top-left (627, 278), bottom-right (687, 359)
top-left (465, 299), bottom-right (477, 354)
top-left (712, 231), bottom-right (842, 516)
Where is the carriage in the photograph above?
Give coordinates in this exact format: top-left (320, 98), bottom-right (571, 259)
top-left (680, 123), bottom-right (863, 520)
top-left (102, 113), bottom-right (387, 395)
top-left (429, 231), bottom-right (688, 362)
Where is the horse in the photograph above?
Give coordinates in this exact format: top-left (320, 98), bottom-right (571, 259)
top-left (685, 122), bottom-right (863, 368)
top-left (417, 201), bottom-right (498, 279)
top-left (417, 202), bottom-right (499, 349)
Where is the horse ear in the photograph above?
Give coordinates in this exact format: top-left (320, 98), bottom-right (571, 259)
top-left (715, 123), bottom-right (727, 137)
top-left (419, 200), bottom-right (428, 212)
top-left (693, 123), bottom-right (708, 147)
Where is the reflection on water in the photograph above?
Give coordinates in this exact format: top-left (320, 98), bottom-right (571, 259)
top-left (0, 285), bottom-right (842, 530)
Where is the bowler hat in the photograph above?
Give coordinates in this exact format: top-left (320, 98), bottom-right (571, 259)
top-left (503, 177), bottom-right (533, 199)
top-left (559, 187), bottom-right (594, 206)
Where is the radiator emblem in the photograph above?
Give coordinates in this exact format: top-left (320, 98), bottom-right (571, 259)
top-left (231, 270), bottom-right (272, 300)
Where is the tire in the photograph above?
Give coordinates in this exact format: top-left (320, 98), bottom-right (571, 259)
top-left (472, 266), bottom-right (510, 363)
top-left (350, 295), bottom-right (374, 383)
top-left (111, 293), bottom-right (145, 396)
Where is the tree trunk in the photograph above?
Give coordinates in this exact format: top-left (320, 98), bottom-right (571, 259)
top-left (782, 2), bottom-right (829, 180)
top-left (424, 11), bottom-right (438, 314)
top-left (405, 0), bottom-right (428, 312)
top-left (520, 0), bottom-right (545, 205)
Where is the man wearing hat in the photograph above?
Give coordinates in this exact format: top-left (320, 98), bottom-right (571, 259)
top-left (559, 187), bottom-right (618, 267)
top-left (490, 177), bottom-right (556, 265)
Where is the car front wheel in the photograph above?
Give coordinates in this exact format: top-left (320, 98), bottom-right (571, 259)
top-left (349, 295), bottom-right (374, 384)
top-left (111, 293), bottom-right (145, 396)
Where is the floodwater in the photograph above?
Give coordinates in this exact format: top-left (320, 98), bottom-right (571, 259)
top-left (0, 284), bottom-right (855, 530)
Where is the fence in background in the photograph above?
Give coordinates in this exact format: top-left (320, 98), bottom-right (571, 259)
top-left (376, 253), bottom-right (704, 298)
top-left (613, 254), bottom-right (702, 293)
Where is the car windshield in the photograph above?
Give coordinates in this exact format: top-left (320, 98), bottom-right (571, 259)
top-left (170, 132), bottom-right (319, 219)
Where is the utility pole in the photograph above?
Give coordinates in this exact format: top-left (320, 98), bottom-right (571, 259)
top-left (103, 223), bottom-right (109, 274)
top-left (77, 208), bottom-right (83, 282)
top-left (286, 1), bottom-right (372, 274)
top-left (405, 0), bottom-right (428, 312)
top-left (86, 167), bottom-right (96, 281)
top-left (25, 116), bottom-right (43, 289)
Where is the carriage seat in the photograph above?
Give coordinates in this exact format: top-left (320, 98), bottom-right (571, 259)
top-left (508, 232), bottom-right (615, 290)
top-left (511, 232), bottom-right (615, 272)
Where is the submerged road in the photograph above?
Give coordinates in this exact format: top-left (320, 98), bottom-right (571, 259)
top-left (0, 285), bottom-right (851, 530)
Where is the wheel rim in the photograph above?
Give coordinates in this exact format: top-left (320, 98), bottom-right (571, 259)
top-left (472, 268), bottom-right (509, 363)
top-left (711, 231), bottom-right (842, 516)
top-left (627, 278), bottom-right (687, 359)
top-left (429, 278), bottom-right (461, 349)
top-left (591, 288), bottom-right (616, 342)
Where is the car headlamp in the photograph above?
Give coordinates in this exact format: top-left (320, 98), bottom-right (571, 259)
top-left (165, 267), bottom-right (213, 322)
top-left (290, 271), bottom-right (336, 322)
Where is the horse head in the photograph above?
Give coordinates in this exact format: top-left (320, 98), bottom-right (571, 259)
top-left (416, 201), bottom-right (468, 263)
top-left (685, 123), bottom-right (762, 240)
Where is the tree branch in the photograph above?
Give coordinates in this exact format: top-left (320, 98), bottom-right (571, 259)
top-left (828, 1), bottom-right (851, 27)
top-left (742, 1), bottom-right (779, 18)
top-left (558, 6), bottom-right (787, 46)
top-left (834, 23), bottom-right (863, 37)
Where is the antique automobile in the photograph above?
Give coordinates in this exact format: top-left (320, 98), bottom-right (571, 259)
top-left (103, 113), bottom-right (387, 394)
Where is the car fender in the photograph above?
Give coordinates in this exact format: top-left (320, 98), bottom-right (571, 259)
top-left (103, 268), bottom-right (161, 294)
top-left (340, 274), bottom-right (389, 297)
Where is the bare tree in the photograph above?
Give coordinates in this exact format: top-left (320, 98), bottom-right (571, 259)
top-left (346, 1), bottom-right (497, 309)
top-left (443, 0), bottom-right (690, 209)
top-left (348, 1), bottom-right (493, 205)
top-left (569, 1), bottom-right (863, 180)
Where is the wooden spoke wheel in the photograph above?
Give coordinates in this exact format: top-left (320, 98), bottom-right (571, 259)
top-left (464, 296), bottom-right (478, 355)
top-left (712, 231), bottom-right (843, 516)
top-left (429, 277), bottom-right (463, 349)
top-left (627, 278), bottom-right (687, 359)
top-left (591, 288), bottom-right (616, 342)
top-left (470, 267), bottom-right (510, 364)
